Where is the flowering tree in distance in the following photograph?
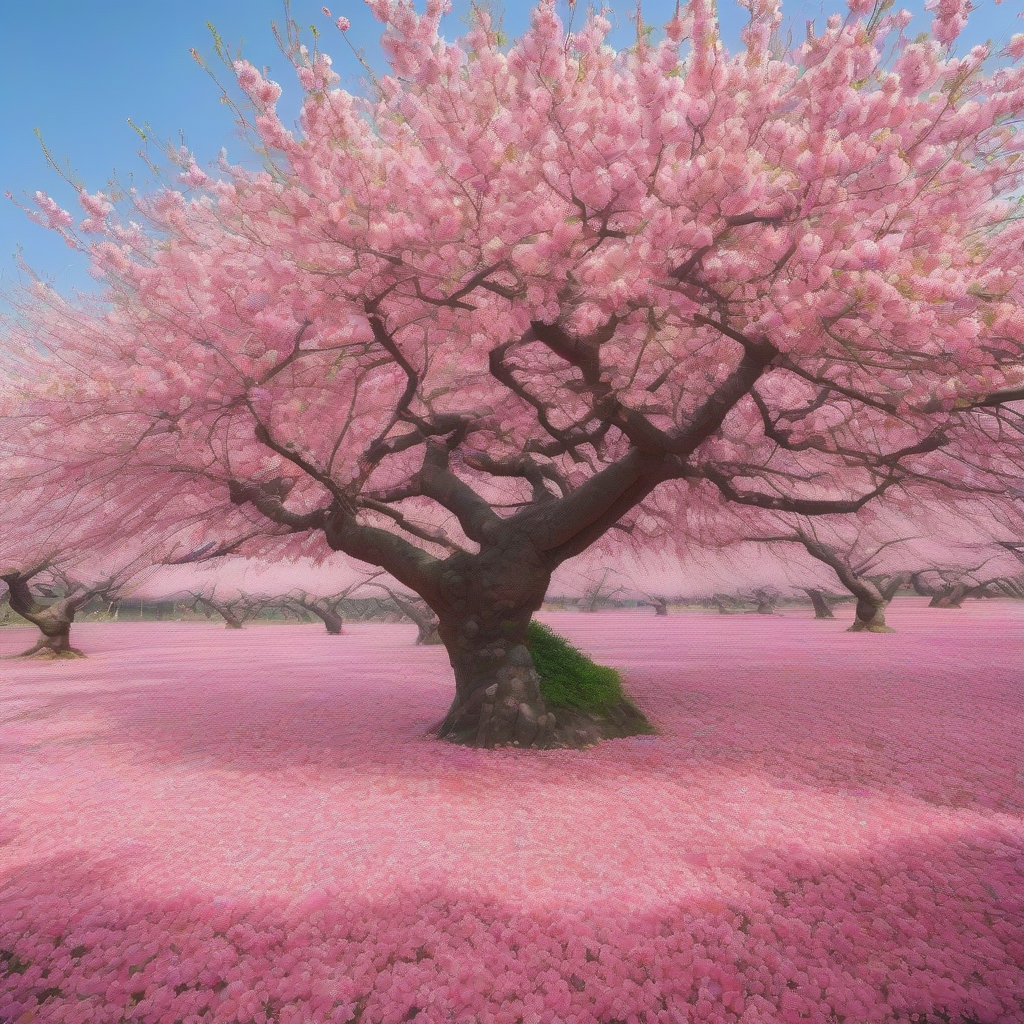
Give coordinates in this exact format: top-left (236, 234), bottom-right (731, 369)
top-left (909, 561), bottom-right (1006, 607)
top-left (0, 480), bottom-right (221, 657)
top-left (186, 589), bottom-right (275, 629)
top-left (768, 523), bottom-right (911, 630)
top-left (2, 564), bottom-right (128, 658)
top-left (803, 587), bottom-right (838, 618)
top-left (367, 582), bottom-right (445, 644)
top-left (9, 0), bottom-right (1024, 746)
top-left (286, 569), bottom-right (386, 633)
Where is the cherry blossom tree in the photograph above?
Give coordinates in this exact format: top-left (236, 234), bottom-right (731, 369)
top-left (753, 515), bottom-right (918, 630)
top-left (0, 475), bottom-right (186, 655)
top-left (746, 586), bottom-right (780, 614)
top-left (908, 561), bottom-right (1006, 607)
top-left (185, 589), bottom-right (275, 629)
top-left (285, 592), bottom-right (345, 633)
top-left (3, 562), bottom-right (134, 658)
top-left (7, 0), bottom-right (1024, 745)
top-left (712, 593), bottom-right (740, 614)
top-left (366, 582), bottom-right (444, 645)
top-left (802, 587), bottom-right (838, 618)
top-left (286, 569), bottom-right (385, 634)
top-left (638, 594), bottom-right (670, 616)
top-left (576, 568), bottom-right (629, 613)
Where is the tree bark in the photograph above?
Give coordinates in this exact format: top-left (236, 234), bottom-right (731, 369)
top-left (297, 599), bottom-right (343, 634)
top-left (317, 608), bottom-right (344, 634)
top-left (928, 583), bottom-right (969, 609)
top-left (15, 611), bottom-right (83, 657)
top-left (416, 620), bottom-right (442, 645)
top-left (847, 576), bottom-right (903, 632)
top-left (2, 574), bottom-right (86, 658)
top-left (804, 588), bottom-right (835, 619)
top-left (388, 591), bottom-right (443, 645)
top-left (425, 540), bottom-right (650, 749)
top-left (848, 595), bottom-right (894, 632)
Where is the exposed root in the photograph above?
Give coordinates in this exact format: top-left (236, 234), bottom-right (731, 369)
top-left (10, 644), bottom-right (86, 660)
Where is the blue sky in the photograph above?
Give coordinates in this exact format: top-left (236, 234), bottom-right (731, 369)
top-left (1, 0), bottom-right (1020, 300)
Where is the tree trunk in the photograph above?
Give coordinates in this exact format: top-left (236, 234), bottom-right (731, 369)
top-left (302, 602), bottom-right (343, 634)
top-left (929, 583), bottom-right (968, 609)
top-left (804, 589), bottom-right (835, 619)
top-left (647, 598), bottom-right (669, 616)
top-left (385, 589), bottom-right (443, 645)
top-left (319, 609), bottom-right (344, 634)
top-left (848, 596), bottom-right (894, 632)
top-left (3, 583), bottom-right (86, 659)
top-left (428, 544), bottom-right (650, 750)
top-left (17, 612), bottom-right (84, 658)
top-left (416, 620), bottom-right (442, 645)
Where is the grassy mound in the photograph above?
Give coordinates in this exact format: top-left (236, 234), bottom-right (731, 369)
top-left (526, 620), bottom-right (625, 711)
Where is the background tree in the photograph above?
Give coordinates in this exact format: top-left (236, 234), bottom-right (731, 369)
top-left (0, 477), bottom-right (232, 657)
top-left (6, 0), bottom-right (1024, 746)
top-left (577, 568), bottom-right (628, 614)
top-left (638, 594), bottom-right (670, 616)
top-left (287, 570), bottom-right (385, 634)
top-left (185, 589), bottom-right (274, 629)
top-left (757, 517), bottom-right (915, 631)
top-left (746, 586), bottom-right (780, 615)
top-left (908, 563), bottom-right (1003, 608)
top-left (2, 563), bottom-right (130, 658)
top-left (802, 587), bottom-right (836, 619)
top-left (366, 582), bottom-right (444, 645)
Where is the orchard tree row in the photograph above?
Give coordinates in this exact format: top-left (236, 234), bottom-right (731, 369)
top-left (2, 0), bottom-right (1023, 749)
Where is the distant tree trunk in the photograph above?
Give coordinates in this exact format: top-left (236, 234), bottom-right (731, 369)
top-left (928, 582), bottom-right (970, 608)
top-left (642, 597), bottom-right (669, 616)
top-left (385, 589), bottom-right (443, 645)
top-left (291, 597), bottom-right (344, 634)
top-left (752, 589), bottom-right (777, 615)
top-left (713, 595), bottom-right (732, 615)
top-left (804, 589), bottom-right (835, 619)
top-left (316, 606), bottom-right (344, 634)
top-left (1, 573), bottom-right (87, 658)
top-left (794, 533), bottom-right (903, 633)
top-left (191, 596), bottom-right (259, 629)
top-left (848, 576), bottom-right (904, 632)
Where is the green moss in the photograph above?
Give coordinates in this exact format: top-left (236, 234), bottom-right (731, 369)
top-left (526, 620), bottom-right (624, 711)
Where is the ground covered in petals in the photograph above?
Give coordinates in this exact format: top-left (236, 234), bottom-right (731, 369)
top-left (1, 600), bottom-right (1022, 1024)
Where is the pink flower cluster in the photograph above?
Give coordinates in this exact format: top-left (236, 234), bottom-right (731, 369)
top-left (1, 600), bottom-right (1021, 1023)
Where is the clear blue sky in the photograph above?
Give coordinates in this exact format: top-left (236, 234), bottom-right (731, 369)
top-left (1, 0), bottom-right (1019, 301)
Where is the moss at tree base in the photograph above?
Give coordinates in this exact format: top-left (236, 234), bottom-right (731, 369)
top-left (526, 620), bottom-right (656, 742)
